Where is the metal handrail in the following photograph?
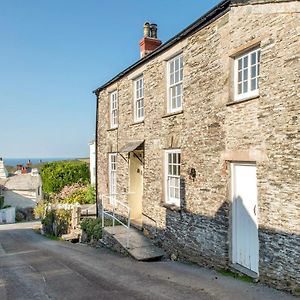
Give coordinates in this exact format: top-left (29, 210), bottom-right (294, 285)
top-left (101, 193), bottom-right (131, 248)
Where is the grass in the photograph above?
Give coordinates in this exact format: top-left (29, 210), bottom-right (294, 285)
top-left (218, 269), bottom-right (254, 283)
top-left (32, 227), bottom-right (62, 241)
top-left (44, 234), bottom-right (62, 241)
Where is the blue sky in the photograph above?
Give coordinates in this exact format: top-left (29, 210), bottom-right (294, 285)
top-left (0, 0), bottom-right (221, 158)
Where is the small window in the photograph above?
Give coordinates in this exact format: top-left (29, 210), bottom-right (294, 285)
top-left (165, 149), bottom-right (181, 206)
top-left (134, 76), bottom-right (144, 122)
top-left (167, 54), bottom-right (183, 113)
top-left (110, 91), bottom-right (118, 128)
top-left (109, 153), bottom-right (117, 203)
top-left (235, 48), bottom-right (260, 101)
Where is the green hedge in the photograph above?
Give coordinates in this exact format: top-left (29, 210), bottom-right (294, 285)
top-left (41, 161), bottom-right (89, 194)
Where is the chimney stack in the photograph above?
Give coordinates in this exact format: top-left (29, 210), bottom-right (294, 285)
top-left (140, 22), bottom-right (162, 58)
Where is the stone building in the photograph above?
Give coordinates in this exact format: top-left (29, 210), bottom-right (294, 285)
top-left (93, 0), bottom-right (299, 292)
top-left (89, 140), bottom-right (96, 185)
top-left (0, 173), bottom-right (42, 209)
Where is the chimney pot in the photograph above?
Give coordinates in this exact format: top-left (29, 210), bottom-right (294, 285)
top-left (140, 22), bottom-right (162, 58)
top-left (150, 24), bottom-right (158, 39)
top-left (143, 22), bottom-right (150, 37)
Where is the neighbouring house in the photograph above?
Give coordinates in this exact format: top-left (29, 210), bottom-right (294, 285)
top-left (0, 158), bottom-right (8, 178)
top-left (89, 140), bottom-right (96, 185)
top-left (93, 0), bottom-right (299, 293)
top-left (0, 172), bottom-right (42, 209)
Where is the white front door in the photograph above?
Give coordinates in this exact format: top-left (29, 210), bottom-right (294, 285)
top-left (128, 151), bottom-right (143, 226)
top-left (232, 163), bottom-right (259, 274)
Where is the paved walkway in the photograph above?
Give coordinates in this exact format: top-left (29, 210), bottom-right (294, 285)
top-left (0, 222), bottom-right (296, 300)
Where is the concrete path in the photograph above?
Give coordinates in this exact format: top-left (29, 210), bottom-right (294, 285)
top-left (0, 222), bottom-right (296, 300)
top-left (103, 226), bottom-right (165, 260)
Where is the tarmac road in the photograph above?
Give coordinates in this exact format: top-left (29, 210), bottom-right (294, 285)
top-left (0, 222), bottom-right (296, 300)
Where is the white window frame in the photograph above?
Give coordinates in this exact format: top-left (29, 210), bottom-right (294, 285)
top-left (167, 54), bottom-right (183, 113)
top-left (134, 76), bottom-right (144, 122)
top-left (165, 149), bottom-right (181, 206)
top-left (234, 48), bottom-right (261, 101)
top-left (108, 153), bottom-right (117, 204)
top-left (110, 91), bottom-right (118, 128)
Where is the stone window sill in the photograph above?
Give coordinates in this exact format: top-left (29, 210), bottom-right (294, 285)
top-left (162, 110), bottom-right (184, 118)
top-left (107, 127), bottom-right (118, 132)
top-left (130, 120), bottom-right (144, 126)
top-left (161, 203), bottom-right (181, 212)
top-left (227, 95), bottom-right (259, 106)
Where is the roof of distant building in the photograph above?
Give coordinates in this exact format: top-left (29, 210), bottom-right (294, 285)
top-left (1, 174), bottom-right (41, 191)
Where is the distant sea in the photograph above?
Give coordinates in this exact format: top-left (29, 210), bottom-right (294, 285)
top-left (3, 158), bottom-right (75, 167)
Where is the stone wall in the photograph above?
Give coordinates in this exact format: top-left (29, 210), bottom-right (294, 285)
top-left (96, 1), bottom-right (299, 292)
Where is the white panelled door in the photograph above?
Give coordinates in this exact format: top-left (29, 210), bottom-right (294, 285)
top-left (232, 163), bottom-right (259, 274)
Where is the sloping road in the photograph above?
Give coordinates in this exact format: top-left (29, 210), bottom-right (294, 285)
top-left (0, 222), bottom-right (295, 300)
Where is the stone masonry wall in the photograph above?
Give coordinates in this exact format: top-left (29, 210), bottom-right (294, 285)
top-left (96, 1), bottom-right (300, 292)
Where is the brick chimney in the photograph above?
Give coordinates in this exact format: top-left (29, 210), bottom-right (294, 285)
top-left (139, 22), bottom-right (162, 58)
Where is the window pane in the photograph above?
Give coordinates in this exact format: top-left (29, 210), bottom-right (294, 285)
top-left (172, 165), bottom-right (176, 175)
top-left (170, 187), bottom-right (175, 198)
top-left (175, 58), bottom-right (179, 71)
top-left (173, 153), bottom-right (177, 163)
top-left (243, 81), bottom-right (248, 93)
top-left (238, 83), bottom-right (242, 94)
top-left (243, 68), bottom-right (248, 81)
top-left (170, 73), bottom-right (174, 85)
top-left (243, 56), bottom-right (248, 68)
top-left (238, 71), bottom-right (242, 82)
top-left (238, 58), bottom-right (242, 70)
top-left (251, 65), bottom-right (256, 78)
top-left (177, 84), bottom-right (182, 96)
top-left (173, 97), bottom-right (177, 109)
top-left (251, 78), bottom-right (256, 91)
top-left (175, 70), bottom-right (179, 83)
top-left (251, 52), bottom-right (256, 65)
top-left (176, 96), bottom-right (181, 109)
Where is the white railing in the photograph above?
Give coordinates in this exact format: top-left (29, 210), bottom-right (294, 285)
top-left (101, 194), bottom-right (131, 248)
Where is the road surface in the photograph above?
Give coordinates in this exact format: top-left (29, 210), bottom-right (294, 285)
top-left (0, 222), bottom-right (295, 300)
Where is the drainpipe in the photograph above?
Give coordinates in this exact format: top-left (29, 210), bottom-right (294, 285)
top-left (95, 91), bottom-right (99, 218)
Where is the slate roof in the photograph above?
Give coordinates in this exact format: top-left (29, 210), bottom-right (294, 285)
top-left (1, 174), bottom-right (41, 191)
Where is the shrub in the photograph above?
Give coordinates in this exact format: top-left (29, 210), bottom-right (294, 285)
top-left (0, 195), bottom-right (4, 209)
top-left (85, 185), bottom-right (96, 204)
top-left (64, 189), bottom-right (87, 205)
top-left (34, 201), bottom-right (47, 219)
top-left (63, 185), bottom-right (96, 205)
top-left (80, 218), bottom-right (102, 242)
top-left (15, 211), bottom-right (25, 222)
top-left (16, 207), bottom-right (34, 221)
top-left (42, 208), bottom-right (71, 237)
top-left (41, 161), bottom-right (89, 194)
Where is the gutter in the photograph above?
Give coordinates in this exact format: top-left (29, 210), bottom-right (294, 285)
top-left (93, 0), bottom-right (230, 95)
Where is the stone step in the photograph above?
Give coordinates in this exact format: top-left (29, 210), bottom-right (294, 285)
top-left (61, 229), bottom-right (81, 241)
top-left (102, 226), bottom-right (165, 261)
